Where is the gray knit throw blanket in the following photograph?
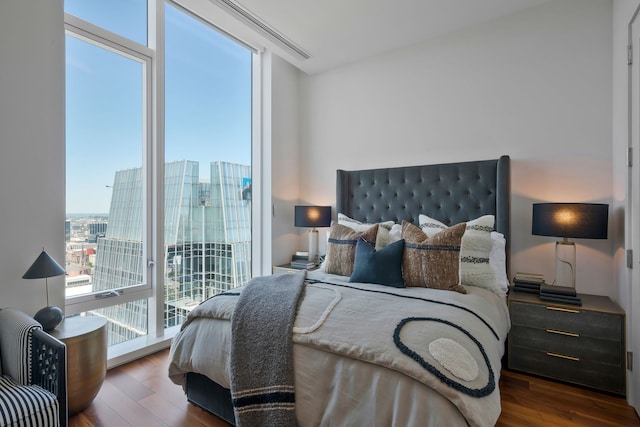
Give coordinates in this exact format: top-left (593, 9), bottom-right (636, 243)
top-left (230, 270), bottom-right (306, 427)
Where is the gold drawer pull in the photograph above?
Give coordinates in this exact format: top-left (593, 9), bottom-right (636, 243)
top-left (545, 328), bottom-right (579, 338)
top-left (546, 306), bottom-right (580, 314)
top-left (546, 352), bottom-right (580, 362)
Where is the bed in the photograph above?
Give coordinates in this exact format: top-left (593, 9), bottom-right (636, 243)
top-left (168, 155), bottom-right (511, 427)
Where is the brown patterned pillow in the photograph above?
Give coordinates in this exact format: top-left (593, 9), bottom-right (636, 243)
top-left (401, 220), bottom-right (467, 294)
top-left (325, 223), bottom-right (379, 276)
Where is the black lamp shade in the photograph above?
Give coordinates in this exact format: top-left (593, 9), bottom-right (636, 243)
top-left (532, 203), bottom-right (608, 239)
top-left (22, 250), bottom-right (66, 279)
top-left (294, 206), bottom-right (332, 228)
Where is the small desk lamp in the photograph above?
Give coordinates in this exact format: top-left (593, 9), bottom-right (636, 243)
top-left (532, 203), bottom-right (608, 288)
top-left (294, 205), bottom-right (332, 265)
top-left (23, 248), bottom-right (66, 331)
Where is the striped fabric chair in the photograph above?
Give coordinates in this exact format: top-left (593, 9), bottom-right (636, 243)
top-left (0, 308), bottom-right (67, 427)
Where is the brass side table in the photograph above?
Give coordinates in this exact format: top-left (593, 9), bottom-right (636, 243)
top-left (51, 315), bottom-right (108, 415)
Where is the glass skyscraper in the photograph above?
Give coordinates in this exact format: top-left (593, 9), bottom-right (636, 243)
top-left (91, 160), bottom-right (251, 345)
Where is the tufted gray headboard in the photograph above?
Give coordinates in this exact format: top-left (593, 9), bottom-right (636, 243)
top-left (336, 155), bottom-right (510, 248)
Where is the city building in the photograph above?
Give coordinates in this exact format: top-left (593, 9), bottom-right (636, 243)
top-left (88, 222), bottom-right (108, 243)
top-left (91, 160), bottom-right (251, 345)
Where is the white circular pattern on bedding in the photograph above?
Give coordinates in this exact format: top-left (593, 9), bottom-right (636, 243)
top-left (428, 337), bottom-right (479, 382)
top-left (292, 285), bottom-right (342, 334)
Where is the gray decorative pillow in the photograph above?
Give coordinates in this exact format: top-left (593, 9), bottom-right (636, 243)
top-left (325, 223), bottom-right (378, 276)
top-left (402, 221), bottom-right (467, 294)
top-left (419, 214), bottom-right (497, 293)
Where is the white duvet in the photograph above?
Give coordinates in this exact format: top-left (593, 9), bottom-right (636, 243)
top-left (169, 270), bottom-right (510, 427)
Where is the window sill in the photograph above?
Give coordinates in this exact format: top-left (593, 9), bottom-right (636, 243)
top-left (106, 325), bottom-right (181, 369)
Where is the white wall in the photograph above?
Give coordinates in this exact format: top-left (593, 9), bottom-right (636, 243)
top-left (298, 0), bottom-right (615, 297)
top-left (0, 0), bottom-right (66, 315)
top-left (270, 53), bottom-right (302, 268)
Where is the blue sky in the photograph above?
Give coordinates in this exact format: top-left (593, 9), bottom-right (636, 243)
top-left (65, 1), bottom-right (252, 214)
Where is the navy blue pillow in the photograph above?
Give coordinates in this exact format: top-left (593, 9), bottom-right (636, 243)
top-left (349, 237), bottom-right (405, 288)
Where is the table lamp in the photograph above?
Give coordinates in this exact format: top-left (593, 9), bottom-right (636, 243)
top-left (294, 205), bottom-right (332, 265)
top-left (532, 203), bottom-right (608, 288)
top-left (22, 248), bottom-right (66, 331)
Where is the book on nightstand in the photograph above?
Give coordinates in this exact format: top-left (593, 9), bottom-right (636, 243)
top-left (512, 284), bottom-right (541, 294)
top-left (290, 254), bottom-right (314, 269)
top-left (538, 283), bottom-right (581, 305)
top-left (539, 283), bottom-right (577, 297)
top-left (290, 261), bottom-right (315, 269)
top-left (539, 293), bottom-right (582, 306)
top-left (514, 272), bottom-right (545, 282)
top-left (512, 272), bottom-right (545, 294)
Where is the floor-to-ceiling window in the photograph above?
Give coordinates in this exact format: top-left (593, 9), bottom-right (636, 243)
top-left (64, 0), bottom-right (256, 359)
top-left (163, 3), bottom-right (252, 330)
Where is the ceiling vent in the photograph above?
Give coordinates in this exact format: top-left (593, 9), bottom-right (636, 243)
top-left (210, 0), bottom-right (311, 60)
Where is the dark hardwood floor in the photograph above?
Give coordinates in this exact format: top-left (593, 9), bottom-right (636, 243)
top-left (69, 349), bottom-right (230, 427)
top-left (498, 370), bottom-right (639, 426)
top-left (69, 348), bottom-right (640, 426)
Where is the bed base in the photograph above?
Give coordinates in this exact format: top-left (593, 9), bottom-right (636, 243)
top-left (186, 373), bottom-right (235, 425)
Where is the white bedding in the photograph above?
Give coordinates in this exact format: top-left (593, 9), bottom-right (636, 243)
top-left (168, 270), bottom-right (510, 427)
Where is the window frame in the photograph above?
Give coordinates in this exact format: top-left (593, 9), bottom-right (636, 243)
top-left (64, 13), bottom-right (155, 314)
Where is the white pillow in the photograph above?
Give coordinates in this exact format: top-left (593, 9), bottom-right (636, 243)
top-left (419, 214), bottom-right (501, 294)
top-left (389, 223), bottom-right (402, 243)
top-left (338, 213), bottom-right (394, 250)
top-left (490, 231), bottom-right (509, 295)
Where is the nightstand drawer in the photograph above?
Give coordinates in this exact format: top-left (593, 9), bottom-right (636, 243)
top-left (509, 325), bottom-right (623, 366)
top-left (510, 301), bottom-right (622, 340)
top-left (509, 345), bottom-right (625, 395)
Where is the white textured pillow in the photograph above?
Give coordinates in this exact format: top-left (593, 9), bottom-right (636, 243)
top-left (490, 232), bottom-right (509, 295)
top-left (389, 223), bottom-right (402, 243)
top-left (338, 213), bottom-right (394, 250)
top-left (419, 214), bottom-right (500, 294)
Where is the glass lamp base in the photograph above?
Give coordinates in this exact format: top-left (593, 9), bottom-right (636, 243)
top-left (554, 240), bottom-right (576, 288)
top-left (308, 229), bottom-right (319, 265)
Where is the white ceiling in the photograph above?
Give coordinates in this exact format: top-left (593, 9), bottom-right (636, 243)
top-left (227, 0), bottom-right (552, 74)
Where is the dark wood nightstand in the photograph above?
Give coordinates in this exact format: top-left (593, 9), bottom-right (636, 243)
top-left (508, 290), bottom-right (625, 395)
